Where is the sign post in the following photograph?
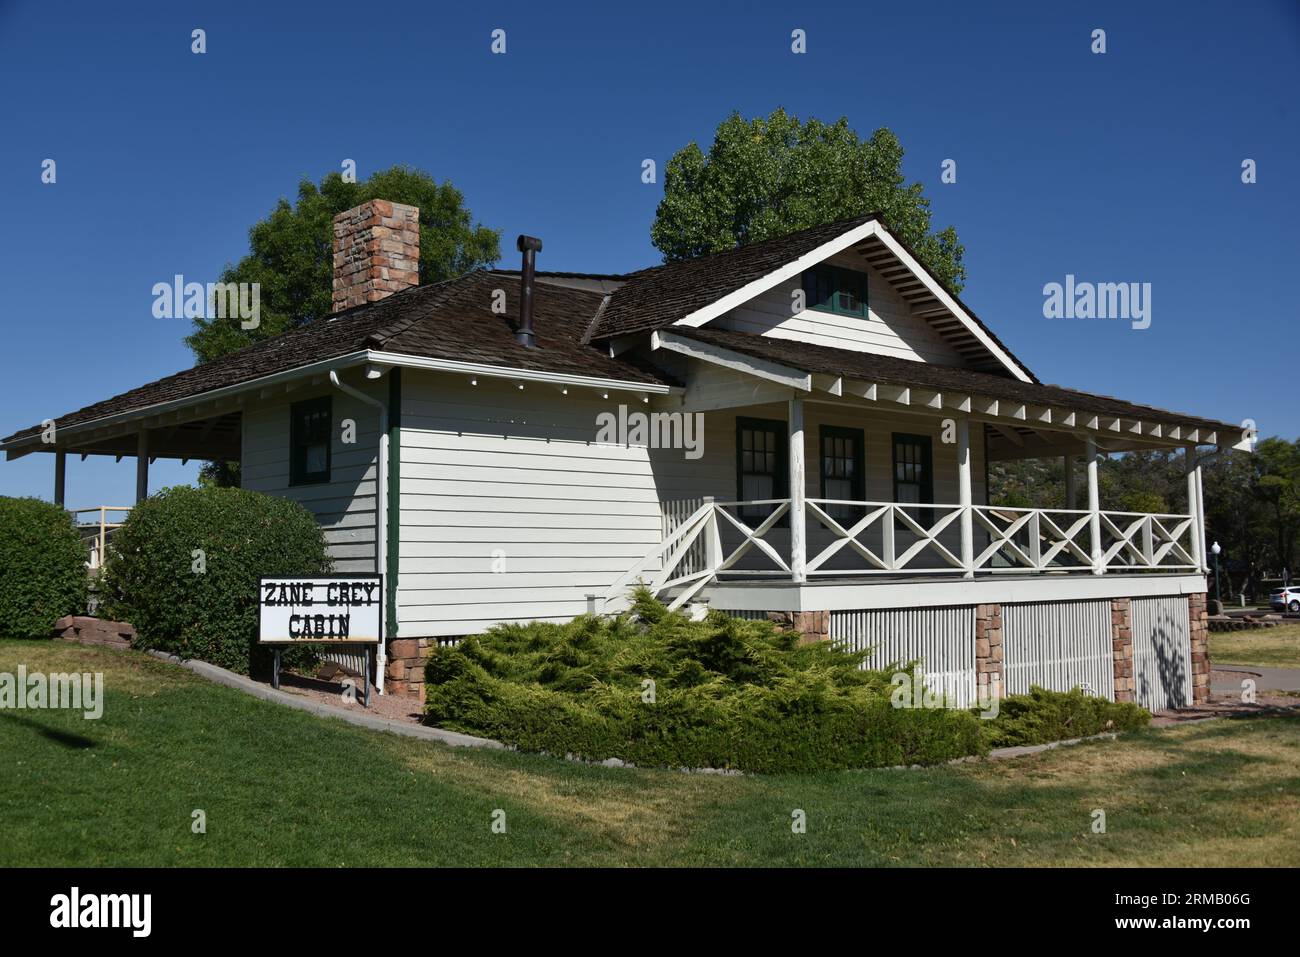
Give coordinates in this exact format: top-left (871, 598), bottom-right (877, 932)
top-left (258, 574), bottom-right (383, 707)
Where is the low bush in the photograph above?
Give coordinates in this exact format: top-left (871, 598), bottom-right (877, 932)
top-left (101, 485), bottom-right (330, 674)
top-left (425, 590), bottom-right (986, 772)
top-left (0, 497), bottom-right (88, 637)
top-left (980, 685), bottom-right (1150, 749)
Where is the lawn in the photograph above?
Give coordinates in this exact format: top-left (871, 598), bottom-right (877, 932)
top-left (2, 639), bottom-right (1298, 867)
top-left (1211, 623), bottom-right (1300, 669)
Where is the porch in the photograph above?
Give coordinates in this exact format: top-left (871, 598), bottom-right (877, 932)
top-left (603, 390), bottom-right (1210, 614)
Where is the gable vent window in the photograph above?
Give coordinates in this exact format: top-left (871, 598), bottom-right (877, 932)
top-left (802, 264), bottom-right (869, 318)
top-left (290, 396), bottom-right (332, 486)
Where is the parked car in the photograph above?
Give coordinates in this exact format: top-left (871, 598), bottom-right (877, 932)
top-left (1269, 587), bottom-right (1300, 612)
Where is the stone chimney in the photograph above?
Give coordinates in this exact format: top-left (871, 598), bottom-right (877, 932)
top-left (332, 199), bottom-right (420, 313)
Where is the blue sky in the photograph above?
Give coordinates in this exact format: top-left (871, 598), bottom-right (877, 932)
top-left (1, 0), bottom-right (1296, 505)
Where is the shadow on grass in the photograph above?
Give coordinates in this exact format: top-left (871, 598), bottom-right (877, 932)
top-left (1, 712), bottom-right (98, 749)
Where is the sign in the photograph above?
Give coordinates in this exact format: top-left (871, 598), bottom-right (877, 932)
top-left (258, 575), bottom-right (383, 644)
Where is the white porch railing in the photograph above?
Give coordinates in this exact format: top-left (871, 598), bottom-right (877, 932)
top-left (603, 498), bottom-right (1198, 610)
top-left (70, 506), bottom-right (131, 570)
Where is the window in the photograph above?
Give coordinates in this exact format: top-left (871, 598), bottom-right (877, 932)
top-left (735, 417), bottom-right (787, 524)
top-left (892, 433), bottom-right (933, 521)
top-left (819, 425), bottom-right (865, 522)
top-left (802, 264), bottom-right (869, 318)
top-left (290, 397), bottom-right (332, 486)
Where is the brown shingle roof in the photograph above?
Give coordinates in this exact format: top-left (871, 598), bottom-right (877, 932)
top-left (672, 327), bottom-right (1239, 434)
top-left (588, 216), bottom-right (877, 341)
top-left (1, 272), bottom-right (674, 446)
top-left (586, 214), bottom-right (1036, 384)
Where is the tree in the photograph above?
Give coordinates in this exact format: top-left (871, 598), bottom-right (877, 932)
top-left (650, 109), bottom-right (966, 292)
top-left (186, 166), bottom-right (501, 364)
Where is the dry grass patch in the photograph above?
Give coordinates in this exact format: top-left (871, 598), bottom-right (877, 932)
top-left (1211, 623), bottom-right (1300, 668)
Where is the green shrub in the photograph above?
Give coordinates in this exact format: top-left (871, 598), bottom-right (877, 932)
top-left (425, 590), bottom-right (986, 772)
top-left (101, 485), bottom-right (330, 674)
top-left (980, 685), bottom-right (1150, 749)
top-left (0, 497), bottom-right (88, 637)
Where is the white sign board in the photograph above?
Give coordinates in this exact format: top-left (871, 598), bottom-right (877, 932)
top-left (258, 575), bottom-right (383, 644)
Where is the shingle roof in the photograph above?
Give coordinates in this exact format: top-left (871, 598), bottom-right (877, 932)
top-left (671, 327), bottom-right (1239, 434)
top-left (584, 214), bottom-right (1036, 384)
top-left (588, 216), bottom-right (877, 341)
top-left (1, 272), bottom-right (674, 446)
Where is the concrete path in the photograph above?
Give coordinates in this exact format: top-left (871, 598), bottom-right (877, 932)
top-left (146, 651), bottom-right (504, 750)
top-left (1211, 664), bottom-right (1300, 693)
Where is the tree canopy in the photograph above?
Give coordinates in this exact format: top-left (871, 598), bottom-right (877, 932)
top-left (650, 109), bottom-right (966, 292)
top-left (185, 166), bottom-right (500, 364)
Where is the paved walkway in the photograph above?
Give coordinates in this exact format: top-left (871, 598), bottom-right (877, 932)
top-left (147, 651), bottom-right (504, 750)
top-left (1211, 664), bottom-right (1300, 693)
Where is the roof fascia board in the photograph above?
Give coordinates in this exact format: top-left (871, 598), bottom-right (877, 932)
top-left (670, 221), bottom-right (878, 332)
top-left (668, 219), bottom-right (1035, 385)
top-left (866, 225), bottom-right (1034, 383)
top-left (652, 330), bottom-right (812, 392)
top-left (0, 350), bottom-right (373, 452)
top-left (364, 350), bottom-right (677, 395)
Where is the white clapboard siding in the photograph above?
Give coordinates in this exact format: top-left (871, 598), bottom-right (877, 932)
top-left (396, 372), bottom-right (664, 638)
top-left (711, 249), bottom-right (966, 365)
top-left (241, 380), bottom-right (385, 574)
top-left (829, 606), bottom-right (978, 708)
top-left (1130, 596), bottom-right (1192, 711)
top-left (1002, 600), bottom-right (1115, 700)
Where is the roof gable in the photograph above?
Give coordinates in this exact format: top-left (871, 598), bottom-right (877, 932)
top-left (590, 216), bottom-right (1036, 383)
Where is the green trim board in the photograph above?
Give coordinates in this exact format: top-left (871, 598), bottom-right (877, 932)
top-left (386, 368), bottom-right (401, 645)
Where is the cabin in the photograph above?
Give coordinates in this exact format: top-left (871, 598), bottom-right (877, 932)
top-left (2, 200), bottom-right (1252, 711)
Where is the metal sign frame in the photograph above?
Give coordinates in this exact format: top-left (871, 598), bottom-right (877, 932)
top-left (258, 574), bottom-right (384, 708)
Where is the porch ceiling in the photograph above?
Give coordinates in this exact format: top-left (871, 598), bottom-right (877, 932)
top-left (5, 410), bottom-right (240, 463)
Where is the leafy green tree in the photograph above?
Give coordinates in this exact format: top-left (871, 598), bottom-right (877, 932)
top-left (186, 166), bottom-right (500, 363)
top-left (651, 109), bottom-right (966, 292)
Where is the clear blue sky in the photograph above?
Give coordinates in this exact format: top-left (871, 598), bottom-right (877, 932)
top-left (1, 0), bottom-right (1296, 505)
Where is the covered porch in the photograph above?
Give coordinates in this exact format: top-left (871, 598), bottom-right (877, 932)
top-left (603, 328), bottom-right (1245, 614)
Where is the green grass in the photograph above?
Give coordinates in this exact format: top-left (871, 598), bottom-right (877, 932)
top-left (1211, 623), bottom-right (1300, 669)
top-left (3, 639), bottom-right (1299, 867)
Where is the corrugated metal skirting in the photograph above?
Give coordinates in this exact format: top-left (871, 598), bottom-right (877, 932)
top-left (1002, 600), bottom-right (1115, 700)
top-left (829, 607), bottom-right (978, 708)
top-left (1130, 596), bottom-right (1192, 710)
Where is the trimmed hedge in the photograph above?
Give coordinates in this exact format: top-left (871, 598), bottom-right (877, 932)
top-left (980, 685), bottom-right (1150, 749)
top-left (425, 591), bottom-right (987, 772)
top-left (101, 486), bottom-right (330, 674)
top-left (0, 497), bottom-right (88, 637)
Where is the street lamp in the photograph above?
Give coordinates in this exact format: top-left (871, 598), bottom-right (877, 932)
top-left (1211, 541), bottom-right (1222, 605)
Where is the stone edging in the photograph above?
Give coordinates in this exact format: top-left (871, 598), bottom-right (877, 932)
top-left (144, 650), bottom-right (503, 750)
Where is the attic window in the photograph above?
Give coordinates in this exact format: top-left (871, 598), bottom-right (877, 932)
top-left (802, 264), bottom-right (868, 318)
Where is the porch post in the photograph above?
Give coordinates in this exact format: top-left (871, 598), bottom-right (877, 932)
top-left (54, 450), bottom-right (66, 507)
top-left (788, 395), bottom-right (806, 583)
top-left (1086, 437), bottom-right (1103, 575)
top-left (957, 418), bottom-right (974, 578)
top-left (135, 430), bottom-right (150, 504)
top-left (1063, 454), bottom-right (1077, 510)
top-left (1185, 446), bottom-right (1201, 573)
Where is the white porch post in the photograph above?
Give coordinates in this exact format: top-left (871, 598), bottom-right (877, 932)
top-left (1063, 454), bottom-right (1077, 510)
top-left (1086, 437), bottom-right (1103, 575)
top-left (788, 395), bottom-right (806, 583)
top-left (957, 418), bottom-right (973, 578)
top-left (135, 430), bottom-right (150, 504)
top-left (1185, 444), bottom-right (1201, 572)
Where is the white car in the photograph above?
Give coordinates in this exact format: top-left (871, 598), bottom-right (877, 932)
top-left (1269, 586), bottom-right (1300, 612)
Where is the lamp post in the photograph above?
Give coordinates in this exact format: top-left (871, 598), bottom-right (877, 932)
top-left (1211, 541), bottom-right (1222, 605)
